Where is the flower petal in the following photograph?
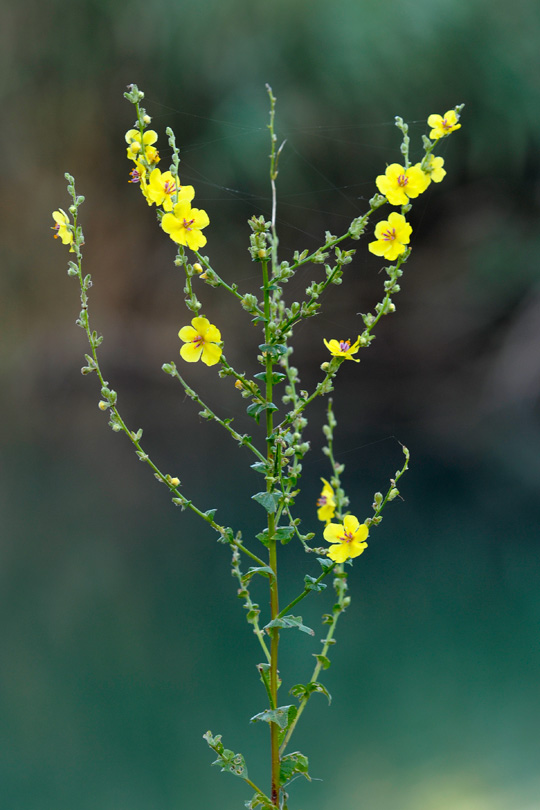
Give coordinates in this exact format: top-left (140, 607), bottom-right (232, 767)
top-left (201, 343), bottom-right (222, 366)
top-left (178, 325), bottom-right (198, 342)
top-left (180, 342), bottom-right (203, 363)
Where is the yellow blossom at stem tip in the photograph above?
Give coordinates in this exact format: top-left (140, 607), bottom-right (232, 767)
top-left (368, 212), bottom-right (412, 261)
top-left (427, 110), bottom-right (461, 140)
top-left (317, 479), bottom-right (336, 524)
top-left (324, 515), bottom-right (369, 563)
top-left (323, 336), bottom-right (361, 362)
top-left (125, 128), bottom-right (160, 165)
top-left (178, 317), bottom-right (222, 367)
top-left (51, 209), bottom-right (74, 250)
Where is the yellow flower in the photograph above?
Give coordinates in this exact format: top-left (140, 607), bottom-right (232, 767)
top-left (51, 209), bottom-right (74, 250)
top-left (324, 515), bottom-right (368, 563)
top-left (178, 317), bottom-right (222, 366)
top-left (146, 169), bottom-right (195, 212)
top-left (317, 479), bottom-right (336, 524)
top-left (375, 163), bottom-right (427, 206)
top-left (161, 201), bottom-right (210, 251)
top-left (125, 128), bottom-right (160, 165)
top-left (427, 110), bottom-right (461, 140)
top-left (323, 337), bottom-right (361, 362)
top-left (368, 212), bottom-right (412, 261)
top-left (419, 155), bottom-right (446, 185)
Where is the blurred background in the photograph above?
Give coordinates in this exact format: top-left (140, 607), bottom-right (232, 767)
top-left (2, 0), bottom-right (540, 807)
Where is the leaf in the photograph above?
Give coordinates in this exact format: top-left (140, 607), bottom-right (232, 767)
top-left (203, 730), bottom-right (248, 779)
top-left (252, 491), bottom-right (282, 513)
top-left (250, 704), bottom-right (297, 731)
top-left (313, 653), bottom-right (331, 670)
top-left (304, 574), bottom-right (326, 592)
top-left (250, 461), bottom-right (268, 475)
top-left (241, 566), bottom-right (275, 584)
top-left (317, 556), bottom-right (335, 572)
top-left (253, 371), bottom-right (286, 383)
top-left (203, 508), bottom-right (217, 520)
top-left (264, 615), bottom-right (314, 636)
top-left (258, 343), bottom-right (288, 358)
top-left (276, 526), bottom-right (295, 545)
top-left (290, 681), bottom-right (332, 704)
top-left (280, 751), bottom-right (310, 785)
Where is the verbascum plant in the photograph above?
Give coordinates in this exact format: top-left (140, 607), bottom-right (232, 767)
top-left (53, 84), bottom-right (462, 810)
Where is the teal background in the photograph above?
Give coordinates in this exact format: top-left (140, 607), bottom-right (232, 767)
top-left (2, 0), bottom-right (540, 808)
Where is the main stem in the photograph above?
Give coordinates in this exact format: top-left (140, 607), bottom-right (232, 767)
top-left (262, 256), bottom-right (281, 804)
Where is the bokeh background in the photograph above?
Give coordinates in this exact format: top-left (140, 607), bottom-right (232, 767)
top-left (2, 0), bottom-right (540, 808)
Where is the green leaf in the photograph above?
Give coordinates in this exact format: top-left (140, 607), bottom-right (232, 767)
top-left (304, 574), bottom-right (326, 592)
top-left (317, 556), bottom-right (334, 572)
top-left (250, 461), bottom-right (268, 475)
top-left (313, 653), bottom-right (331, 670)
top-left (241, 566), bottom-right (275, 584)
top-left (290, 681), bottom-right (332, 704)
top-left (258, 343), bottom-right (288, 358)
top-left (203, 731), bottom-right (248, 779)
top-left (264, 615), bottom-right (314, 636)
top-left (203, 508), bottom-right (217, 521)
top-left (250, 704), bottom-right (297, 731)
top-left (280, 751), bottom-right (310, 785)
top-left (257, 662), bottom-right (281, 693)
top-left (253, 371), bottom-right (286, 383)
top-left (252, 491), bottom-right (282, 513)
top-left (276, 526), bottom-right (295, 545)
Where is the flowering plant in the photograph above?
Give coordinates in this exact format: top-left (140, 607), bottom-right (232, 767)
top-left (53, 84), bottom-right (462, 809)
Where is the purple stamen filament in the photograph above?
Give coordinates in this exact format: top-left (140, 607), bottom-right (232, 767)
top-left (339, 340), bottom-right (351, 352)
top-left (183, 218), bottom-right (195, 231)
top-left (382, 228), bottom-right (396, 242)
top-left (397, 174), bottom-right (408, 187)
top-left (339, 529), bottom-right (355, 545)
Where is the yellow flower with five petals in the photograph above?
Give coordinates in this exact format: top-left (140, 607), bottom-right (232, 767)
top-left (146, 169), bottom-right (195, 212)
top-left (419, 155), bottom-right (446, 185)
top-left (375, 163), bottom-right (427, 206)
top-left (323, 336), bottom-right (361, 362)
top-left (427, 110), bottom-right (461, 140)
top-left (178, 317), bottom-right (222, 366)
top-left (324, 514), bottom-right (368, 563)
top-left (161, 201), bottom-right (210, 251)
top-left (368, 212), bottom-right (412, 261)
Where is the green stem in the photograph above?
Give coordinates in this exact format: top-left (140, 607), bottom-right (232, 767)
top-left (170, 366), bottom-right (267, 463)
top-left (277, 562), bottom-right (336, 618)
top-left (280, 567), bottom-right (348, 755)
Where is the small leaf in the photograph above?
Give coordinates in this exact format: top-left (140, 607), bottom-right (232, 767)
top-left (313, 653), bottom-right (331, 670)
top-left (203, 508), bottom-right (217, 520)
top-left (250, 704), bottom-right (297, 731)
top-left (253, 371), bottom-right (286, 383)
top-left (252, 491), bottom-right (282, 513)
top-left (264, 615), bottom-right (314, 636)
top-left (280, 751), bottom-right (310, 785)
top-left (289, 681), bottom-right (331, 704)
top-left (304, 574), bottom-right (326, 592)
top-left (317, 556), bottom-right (335, 572)
top-left (241, 566), bottom-right (275, 584)
top-left (258, 343), bottom-right (288, 358)
top-left (250, 461), bottom-right (268, 475)
top-left (276, 526), bottom-right (295, 545)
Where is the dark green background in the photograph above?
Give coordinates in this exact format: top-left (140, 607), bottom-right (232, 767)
top-left (2, 0), bottom-right (540, 808)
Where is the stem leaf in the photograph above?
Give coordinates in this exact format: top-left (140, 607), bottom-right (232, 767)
top-left (264, 615), bottom-right (314, 636)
